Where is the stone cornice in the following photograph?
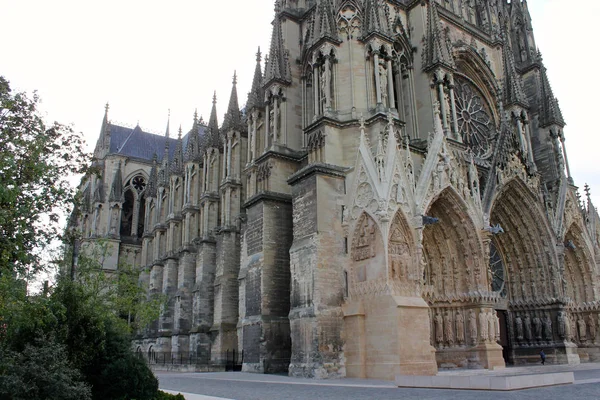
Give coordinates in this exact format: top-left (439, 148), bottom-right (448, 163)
top-left (243, 191), bottom-right (293, 209)
top-left (287, 162), bottom-right (349, 186)
top-left (254, 145), bottom-right (305, 164)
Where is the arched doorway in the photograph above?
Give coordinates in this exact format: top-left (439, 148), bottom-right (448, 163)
top-left (489, 179), bottom-right (568, 365)
top-left (422, 188), bottom-right (503, 369)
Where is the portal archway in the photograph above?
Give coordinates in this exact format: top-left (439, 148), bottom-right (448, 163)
top-left (489, 179), bottom-right (565, 364)
top-left (423, 188), bottom-right (485, 299)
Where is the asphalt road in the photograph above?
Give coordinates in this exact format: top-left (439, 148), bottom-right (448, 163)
top-left (157, 370), bottom-right (600, 400)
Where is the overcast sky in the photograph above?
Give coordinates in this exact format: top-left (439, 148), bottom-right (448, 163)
top-left (1, 0), bottom-right (598, 207)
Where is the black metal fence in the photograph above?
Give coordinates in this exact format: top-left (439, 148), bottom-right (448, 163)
top-left (138, 349), bottom-right (243, 371)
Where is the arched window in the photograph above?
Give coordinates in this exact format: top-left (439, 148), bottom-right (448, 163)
top-left (120, 189), bottom-right (135, 237)
top-left (120, 173), bottom-right (147, 239)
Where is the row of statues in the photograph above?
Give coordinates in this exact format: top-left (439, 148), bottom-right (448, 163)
top-left (513, 312), bottom-right (553, 343)
top-left (514, 311), bottom-right (599, 344)
top-left (433, 308), bottom-right (499, 348)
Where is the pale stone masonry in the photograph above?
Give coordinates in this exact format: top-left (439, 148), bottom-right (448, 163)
top-left (73, 0), bottom-right (600, 380)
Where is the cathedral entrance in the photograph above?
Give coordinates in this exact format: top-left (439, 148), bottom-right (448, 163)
top-left (489, 179), bottom-right (573, 365)
top-left (422, 188), bottom-right (504, 369)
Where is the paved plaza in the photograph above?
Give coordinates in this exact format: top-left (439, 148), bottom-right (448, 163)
top-left (158, 363), bottom-right (600, 400)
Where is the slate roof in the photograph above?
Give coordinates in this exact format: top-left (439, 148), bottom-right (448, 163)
top-left (108, 123), bottom-right (205, 162)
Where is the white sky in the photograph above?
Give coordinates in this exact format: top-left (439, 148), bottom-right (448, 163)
top-left (1, 0), bottom-right (598, 208)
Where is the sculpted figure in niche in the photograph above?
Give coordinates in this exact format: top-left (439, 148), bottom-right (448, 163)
top-left (543, 313), bottom-right (553, 341)
top-left (487, 311), bottom-right (495, 342)
top-left (519, 34), bottom-right (528, 62)
top-left (444, 310), bottom-right (455, 346)
top-left (456, 311), bottom-right (465, 345)
top-left (570, 315), bottom-right (578, 341)
top-left (533, 315), bottom-right (542, 340)
top-left (588, 315), bottom-right (596, 341)
top-left (469, 310), bottom-right (478, 345)
top-left (557, 311), bottom-right (567, 340)
top-left (515, 314), bottom-right (524, 340)
top-left (479, 310), bottom-right (488, 343)
top-left (435, 312), bottom-right (444, 345)
top-left (379, 61), bottom-right (388, 106)
top-left (110, 205), bottom-right (120, 235)
top-left (320, 59), bottom-right (332, 110)
top-left (524, 314), bottom-right (533, 341)
top-left (495, 313), bottom-right (501, 342)
top-left (578, 317), bottom-right (587, 341)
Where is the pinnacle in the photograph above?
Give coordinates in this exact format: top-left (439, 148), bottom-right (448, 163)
top-left (422, 0), bottom-right (456, 72)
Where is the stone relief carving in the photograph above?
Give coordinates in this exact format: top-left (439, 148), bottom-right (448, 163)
top-left (351, 213), bottom-right (377, 262)
top-left (444, 310), bottom-right (454, 346)
top-left (469, 309), bottom-right (478, 345)
top-left (456, 311), bottom-right (465, 345)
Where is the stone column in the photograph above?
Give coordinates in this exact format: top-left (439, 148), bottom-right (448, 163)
top-left (265, 103), bottom-right (271, 150)
top-left (559, 132), bottom-right (573, 183)
top-left (515, 115), bottom-right (527, 155)
top-left (227, 136), bottom-right (233, 178)
top-left (273, 97), bottom-right (279, 143)
top-left (373, 53), bottom-right (382, 104)
top-left (448, 75), bottom-right (459, 139)
top-left (523, 118), bottom-right (535, 166)
top-left (313, 65), bottom-right (320, 117)
top-left (435, 70), bottom-right (448, 130)
top-left (387, 58), bottom-right (395, 109)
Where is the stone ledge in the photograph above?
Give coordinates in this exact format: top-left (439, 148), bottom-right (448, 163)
top-left (395, 371), bottom-right (574, 391)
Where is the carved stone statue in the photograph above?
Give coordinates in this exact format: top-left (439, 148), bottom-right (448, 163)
top-left (524, 314), bottom-right (532, 341)
top-left (487, 311), bottom-right (495, 342)
top-left (570, 315), bottom-right (578, 341)
top-left (479, 309), bottom-right (488, 343)
top-left (533, 315), bottom-right (542, 340)
top-left (588, 315), bottom-right (596, 341)
top-left (543, 313), bottom-right (553, 341)
top-left (456, 311), bottom-right (465, 345)
top-left (435, 312), bottom-right (444, 345)
top-left (515, 314), bottom-right (524, 340)
top-left (557, 311), bottom-right (567, 340)
top-left (379, 62), bottom-right (388, 106)
top-left (578, 317), bottom-right (587, 341)
top-left (444, 311), bottom-right (454, 346)
top-left (469, 310), bottom-right (478, 345)
top-left (495, 313), bottom-right (501, 342)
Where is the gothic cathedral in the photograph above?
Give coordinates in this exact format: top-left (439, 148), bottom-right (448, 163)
top-left (74, 0), bottom-right (600, 380)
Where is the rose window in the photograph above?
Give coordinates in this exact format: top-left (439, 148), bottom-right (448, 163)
top-left (454, 77), bottom-right (494, 159)
top-left (132, 175), bottom-right (146, 192)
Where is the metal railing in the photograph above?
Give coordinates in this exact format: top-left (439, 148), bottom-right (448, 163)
top-left (138, 349), bottom-right (243, 371)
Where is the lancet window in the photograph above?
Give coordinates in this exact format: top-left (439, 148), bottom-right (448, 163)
top-left (119, 174), bottom-right (147, 239)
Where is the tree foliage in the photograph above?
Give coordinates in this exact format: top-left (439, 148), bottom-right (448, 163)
top-left (0, 76), bottom-right (167, 400)
top-left (0, 76), bottom-right (88, 276)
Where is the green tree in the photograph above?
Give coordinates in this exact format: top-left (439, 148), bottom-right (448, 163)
top-left (0, 76), bottom-right (88, 277)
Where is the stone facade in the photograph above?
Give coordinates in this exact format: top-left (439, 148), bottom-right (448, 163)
top-left (73, 0), bottom-right (600, 380)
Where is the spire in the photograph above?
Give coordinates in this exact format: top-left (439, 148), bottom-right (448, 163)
top-left (205, 92), bottom-right (221, 149)
top-left (246, 47), bottom-right (264, 111)
top-left (186, 109), bottom-right (202, 162)
top-left (222, 71), bottom-right (242, 132)
top-left (93, 176), bottom-right (105, 203)
top-left (170, 125), bottom-right (184, 175)
top-left (165, 109), bottom-right (171, 139)
top-left (363, 0), bottom-right (391, 38)
top-left (147, 154), bottom-right (158, 198)
top-left (96, 102), bottom-right (111, 154)
top-left (264, 13), bottom-right (291, 85)
top-left (502, 23), bottom-right (528, 108)
top-left (109, 162), bottom-right (123, 202)
top-left (422, 0), bottom-right (456, 72)
top-left (311, 0), bottom-right (338, 44)
top-left (538, 56), bottom-right (565, 128)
